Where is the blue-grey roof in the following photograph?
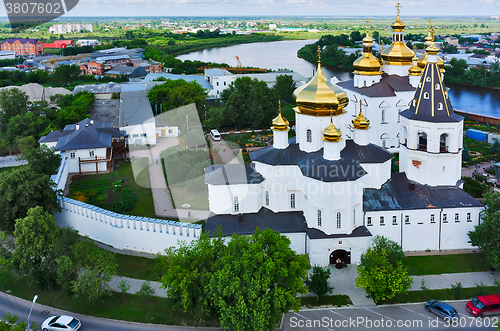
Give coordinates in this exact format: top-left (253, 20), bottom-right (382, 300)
top-left (205, 68), bottom-right (232, 77)
top-left (250, 143), bottom-right (367, 183)
top-left (307, 225), bottom-right (372, 239)
top-left (337, 74), bottom-right (415, 97)
top-left (363, 173), bottom-right (483, 212)
top-left (143, 73), bottom-right (213, 90)
top-left (119, 90), bottom-right (155, 127)
top-left (205, 207), bottom-right (308, 237)
top-left (56, 126), bottom-right (112, 151)
top-left (106, 65), bottom-right (147, 78)
top-left (341, 140), bottom-right (393, 164)
top-left (205, 164), bottom-right (264, 185)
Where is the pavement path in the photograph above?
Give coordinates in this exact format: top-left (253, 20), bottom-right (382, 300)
top-left (411, 271), bottom-right (498, 291)
top-left (327, 266), bottom-right (377, 307)
top-left (0, 155), bottom-right (27, 168)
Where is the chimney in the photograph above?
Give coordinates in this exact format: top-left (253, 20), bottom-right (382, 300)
top-left (85, 122), bottom-right (88, 127)
top-left (90, 118), bottom-right (94, 125)
top-left (75, 123), bottom-right (79, 130)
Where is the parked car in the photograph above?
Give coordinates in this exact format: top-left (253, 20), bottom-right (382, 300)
top-left (41, 315), bottom-right (81, 331)
top-left (210, 129), bottom-right (221, 141)
top-left (466, 295), bottom-right (500, 317)
top-left (425, 300), bottom-right (458, 320)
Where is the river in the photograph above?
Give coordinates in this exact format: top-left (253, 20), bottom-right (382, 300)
top-left (177, 39), bottom-right (500, 117)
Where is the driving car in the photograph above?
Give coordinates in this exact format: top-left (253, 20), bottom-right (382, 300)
top-left (41, 315), bottom-right (81, 331)
top-left (210, 129), bottom-right (221, 141)
top-left (425, 300), bottom-right (458, 320)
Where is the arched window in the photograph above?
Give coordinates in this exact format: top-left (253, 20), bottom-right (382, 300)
top-left (440, 133), bottom-right (449, 153)
top-left (424, 92), bottom-right (429, 99)
top-left (426, 77), bottom-right (431, 82)
top-left (336, 212), bottom-right (342, 229)
top-left (265, 191), bottom-right (269, 206)
top-left (418, 131), bottom-right (427, 151)
top-left (437, 102), bottom-right (443, 110)
top-left (317, 210), bottom-right (322, 226)
top-left (306, 129), bottom-right (312, 143)
top-left (381, 109), bottom-right (386, 123)
top-left (435, 84), bottom-right (440, 90)
top-left (413, 99), bottom-right (416, 106)
top-left (290, 193), bottom-right (296, 209)
top-left (234, 196), bottom-right (239, 213)
top-left (402, 126), bottom-right (408, 146)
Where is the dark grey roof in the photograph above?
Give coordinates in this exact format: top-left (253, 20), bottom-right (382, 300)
top-left (39, 118), bottom-right (124, 145)
top-left (363, 172), bottom-right (483, 212)
top-left (106, 65), bottom-right (147, 78)
top-left (38, 129), bottom-right (72, 143)
top-left (55, 126), bottom-right (112, 151)
top-left (205, 164), bottom-right (265, 185)
top-left (119, 90), bottom-right (155, 127)
top-left (337, 74), bottom-right (415, 97)
top-left (400, 63), bottom-right (462, 123)
top-left (341, 140), bottom-right (393, 164)
top-left (250, 143), bottom-right (367, 182)
top-left (205, 207), bottom-right (308, 237)
top-left (306, 225), bottom-right (372, 239)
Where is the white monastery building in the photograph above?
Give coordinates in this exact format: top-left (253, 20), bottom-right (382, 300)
top-left (204, 9), bottom-right (483, 266)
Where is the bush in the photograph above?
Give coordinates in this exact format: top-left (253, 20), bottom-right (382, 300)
top-left (136, 281), bottom-right (155, 296)
top-left (118, 279), bottom-right (131, 293)
top-left (474, 282), bottom-right (488, 296)
top-left (451, 282), bottom-right (463, 299)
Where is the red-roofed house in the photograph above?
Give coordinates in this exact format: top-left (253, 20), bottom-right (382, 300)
top-left (43, 40), bottom-right (74, 49)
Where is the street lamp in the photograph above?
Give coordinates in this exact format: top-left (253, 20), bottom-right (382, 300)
top-left (27, 295), bottom-right (37, 331)
top-left (472, 250), bottom-right (476, 271)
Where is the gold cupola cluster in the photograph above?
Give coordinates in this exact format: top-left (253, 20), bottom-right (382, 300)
top-left (417, 19), bottom-right (445, 73)
top-left (380, 2), bottom-right (414, 65)
top-left (408, 46), bottom-right (423, 76)
top-left (322, 116), bottom-right (342, 142)
top-left (353, 18), bottom-right (382, 76)
top-left (272, 101), bottom-right (289, 131)
top-left (293, 46), bottom-right (349, 117)
top-left (352, 102), bottom-right (370, 130)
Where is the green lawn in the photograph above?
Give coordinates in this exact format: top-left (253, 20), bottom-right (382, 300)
top-left (114, 253), bottom-right (160, 282)
top-left (403, 253), bottom-right (489, 276)
top-left (0, 165), bottom-right (21, 173)
top-left (170, 181), bottom-right (209, 211)
top-left (68, 159), bottom-right (155, 218)
top-left (300, 295), bottom-right (351, 308)
top-left (381, 286), bottom-right (500, 305)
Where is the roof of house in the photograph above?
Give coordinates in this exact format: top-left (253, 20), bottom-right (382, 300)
top-left (119, 90), bottom-right (155, 127)
top-left (336, 74), bottom-right (415, 97)
top-left (106, 65), bottom-right (147, 78)
top-left (205, 68), bottom-right (233, 77)
top-left (143, 73), bottom-right (213, 90)
top-left (363, 172), bottom-right (483, 212)
top-left (205, 164), bottom-right (265, 185)
top-left (250, 142), bottom-right (367, 183)
top-left (205, 207), bottom-right (308, 237)
top-left (341, 140), bottom-right (394, 164)
top-left (1, 38), bottom-right (40, 44)
top-left (306, 225), bottom-right (372, 239)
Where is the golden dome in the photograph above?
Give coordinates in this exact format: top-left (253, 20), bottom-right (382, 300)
top-left (381, 43), bottom-right (414, 65)
top-left (408, 46), bottom-right (423, 76)
top-left (272, 101), bottom-right (289, 131)
top-left (353, 18), bottom-right (382, 75)
top-left (322, 117), bottom-right (342, 142)
top-left (417, 52), bottom-right (444, 71)
top-left (294, 46), bottom-right (349, 117)
top-left (352, 102), bottom-right (370, 130)
top-left (391, 2), bottom-right (405, 30)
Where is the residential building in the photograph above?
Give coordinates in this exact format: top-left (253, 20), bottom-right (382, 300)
top-left (129, 58), bottom-right (162, 74)
top-left (119, 90), bottom-right (156, 145)
top-left (42, 40), bottom-right (74, 49)
top-left (49, 24), bottom-right (93, 34)
top-left (0, 38), bottom-right (43, 56)
top-left (0, 50), bottom-right (15, 60)
top-left (105, 65), bottom-right (147, 80)
top-left (80, 62), bottom-right (104, 76)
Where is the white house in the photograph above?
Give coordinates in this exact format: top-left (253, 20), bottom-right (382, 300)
top-left (119, 90), bottom-right (156, 146)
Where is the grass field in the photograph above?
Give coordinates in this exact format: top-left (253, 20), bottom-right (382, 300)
top-left (300, 295), bottom-right (351, 308)
top-left (68, 159), bottom-right (155, 218)
top-left (382, 286), bottom-right (500, 305)
top-left (403, 253), bottom-right (489, 276)
top-left (114, 253), bottom-right (160, 281)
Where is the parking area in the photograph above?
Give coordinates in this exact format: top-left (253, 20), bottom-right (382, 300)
top-left (283, 301), bottom-right (497, 330)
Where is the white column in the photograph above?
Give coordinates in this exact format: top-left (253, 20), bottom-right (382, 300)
top-left (323, 141), bottom-right (341, 161)
top-left (272, 128), bottom-right (289, 149)
top-left (353, 129), bottom-right (369, 146)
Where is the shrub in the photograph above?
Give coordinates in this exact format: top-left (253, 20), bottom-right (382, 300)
top-left (136, 281), bottom-right (155, 296)
top-left (118, 279), bottom-right (131, 293)
top-left (451, 282), bottom-right (463, 299)
top-left (474, 282), bottom-right (488, 296)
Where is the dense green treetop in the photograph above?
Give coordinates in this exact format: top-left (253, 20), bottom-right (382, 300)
top-left (305, 265), bottom-right (334, 301)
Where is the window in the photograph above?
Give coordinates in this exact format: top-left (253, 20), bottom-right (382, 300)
top-left (424, 92), bottom-right (429, 99)
top-left (443, 214), bottom-right (448, 223)
top-left (367, 217), bottom-right (372, 226)
top-left (70, 152), bottom-right (75, 159)
top-left (405, 215), bottom-right (410, 224)
top-left (353, 208), bottom-right (356, 226)
top-left (89, 150), bottom-right (94, 157)
top-left (142, 133), bottom-right (147, 137)
top-left (132, 134), bottom-right (139, 138)
top-left (431, 214), bottom-right (435, 223)
top-left (426, 77), bottom-right (431, 82)
top-left (380, 216), bottom-right (385, 225)
top-left (435, 83), bottom-right (440, 90)
top-left (216, 82), bottom-right (219, 86)
top-left (265, 191), bottom-right (269, 206)
top-left (233, 196), bottom-right (239, 213)
top-left (224, 81), bottom-right (226, 86)
top-left (336, 212), bottom-right (341, 229)
top-left (392, 215), bottom-right (397, 225)
top-left (467, 213), bottom-right (471, 222)
top-left (290, 193), bottom-right (296, 209)
top-left (317, 210), bottom-right (322, 227)
top-left (306, 129), bottom-right (312, 143)
top-left (455, 213), bottom-right (459, 222)
top-left (437, 102), bottom-right (443, 110)
top-left (382, 140), bottom-right (387, 149)
top-left (381, 109), bottom-right (386, 123)
top-left (413, 99), bottom-right (416, 106)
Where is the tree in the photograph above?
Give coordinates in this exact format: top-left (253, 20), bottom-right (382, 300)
top-left (0, 88), bottom-right (29, 130)
top-left (20, 145), bottom-right (62, 176)
top-left (355, 235), bottom-right (412, 302)
top-left (372, 31), bottom-right (380, 43)
top-left (0, 166), bottom-right (60, 233)
top-left (442, 42), bottom-right (458, 54)
top-left (13, 207), bottom-right (58, 288)
top-left (305, 265), bottom-right (334, 302)
top-left (273, 74), bottom-right (297, 102)
top-left (350, 31), bottom-right (363, 42)
top-left (54, 64), bottom-right (81, 87)
top-left (0, 313), bottom-right (35, 330)
top-left (468, 192), bottom-right (500, 270)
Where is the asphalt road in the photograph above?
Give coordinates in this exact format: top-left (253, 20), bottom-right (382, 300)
top-left (282, 301), bottom-right (495, 330)
top-left (0, 291), bottom-right (217, 331)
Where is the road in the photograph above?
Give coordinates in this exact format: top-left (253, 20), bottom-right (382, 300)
top-left (0, 291), bottom-right (217, 331)
top-left (282, 301), bottom-right (495, 330)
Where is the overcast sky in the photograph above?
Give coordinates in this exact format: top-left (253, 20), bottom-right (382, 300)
top-left (1, 0), bottom-right (499, 18)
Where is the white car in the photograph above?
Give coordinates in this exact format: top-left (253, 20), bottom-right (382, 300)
top-left (41, 315), bottom-right (81, 331)
top-left (210, 129), bottom-right (221, 141)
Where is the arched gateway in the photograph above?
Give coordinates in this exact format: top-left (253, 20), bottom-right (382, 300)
top-left (329, 249), bottom-right (351, 265)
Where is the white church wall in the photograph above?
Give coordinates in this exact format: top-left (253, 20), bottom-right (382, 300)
top-left (359, 160), bottom-right (391, 189)
top-left (54, 197), bottom-right (202, 254)
top-left (440, 207), bottom-right (480, 250)
top-left (207, 183), bottom-right (262, 215)
top-left (307, 235), bottom-right (371, 266)
top-left (364, 211), bottom-right (403, 247)
top-left (285, 233), bottom-right (307, 255)
top-left (295, 110), bottom-right (346, 153)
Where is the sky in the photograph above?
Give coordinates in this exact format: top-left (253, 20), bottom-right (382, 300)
top-left (0, 0), bottom-right (499, 18)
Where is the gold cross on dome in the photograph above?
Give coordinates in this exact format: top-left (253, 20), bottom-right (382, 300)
top-left (395, 2), bottom-right (401, 17)
top-left (365, 18), bottom-right (370, 34)
top-left (317, 45), bottom-right (321, 62)
top-left (427, 17), bottom-right (433, 31)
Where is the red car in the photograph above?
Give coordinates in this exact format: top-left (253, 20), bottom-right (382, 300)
top-left (466, 294), bottom-right (500, 317)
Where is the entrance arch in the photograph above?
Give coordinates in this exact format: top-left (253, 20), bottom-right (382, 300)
top-left (329, 249), bottom-right (351, 265)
